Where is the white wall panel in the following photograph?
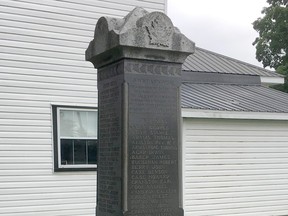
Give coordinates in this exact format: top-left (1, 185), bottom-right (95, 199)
top-left (183, 118), bottom-right (288, 216)
top-left (0, 0), bottom-right (166, 215)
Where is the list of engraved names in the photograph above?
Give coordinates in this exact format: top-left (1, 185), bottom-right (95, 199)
top-left (128, 75), bottom-right (180, 215)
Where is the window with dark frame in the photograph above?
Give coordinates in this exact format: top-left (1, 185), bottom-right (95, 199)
top-left (52, 106), bottom-right (98, 171)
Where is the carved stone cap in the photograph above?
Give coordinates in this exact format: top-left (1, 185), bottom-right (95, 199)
top-left (86, 7), bottom-right (195, 68)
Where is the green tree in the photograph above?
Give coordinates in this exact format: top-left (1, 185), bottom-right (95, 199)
top-left (252, 0), bottom-right (288, 92)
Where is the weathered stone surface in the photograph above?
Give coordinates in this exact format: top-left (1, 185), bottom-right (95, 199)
top-left (125, 60), bottom-right (182, 216)
top-left (86, 7), bottom-right (195, 68)
top-left (96, 59), bottom-right (184, 216)
top-left (86, 7), bottom-right (195, 216)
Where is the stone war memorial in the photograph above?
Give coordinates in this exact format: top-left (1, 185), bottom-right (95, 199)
top-left (86, 7), bottom-right (195, 216)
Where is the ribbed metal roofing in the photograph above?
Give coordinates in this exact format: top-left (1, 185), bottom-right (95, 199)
top-left (183, 47), bottom-right (281, 78)
top-left (181, 83), bottom-right (288, 113)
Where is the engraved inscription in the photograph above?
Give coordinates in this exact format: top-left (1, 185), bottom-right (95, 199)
top-left (98, 75), bottom-right (122, 214)
top-left (127, 73), bottom-right (181, 215)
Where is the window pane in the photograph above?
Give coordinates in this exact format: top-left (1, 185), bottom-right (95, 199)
top-left (60, 110), bottom-right (74, 137)
top-left (61, 139), bottom-right (73, 165)
top-left (74, 139), bottom-right (86, 164)
top-left (87, 111), bottom-right (98, 137)
top-left (74, 111), bottom-right (87, 137)
top-left (60, 139), bottom-right (97, 165)
top-left (60, 109), bottom-right (97, 138)
top-left (88, 140), bottom-right (97, 164)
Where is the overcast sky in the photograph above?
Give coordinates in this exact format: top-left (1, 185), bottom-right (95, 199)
top-left (167, 0), bottom-right (268, 67)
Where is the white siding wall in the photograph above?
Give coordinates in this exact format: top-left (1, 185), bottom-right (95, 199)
top-left (183, 118), bottom-right (288, 216)
top-left (0, 1), bottom-right (166, 215)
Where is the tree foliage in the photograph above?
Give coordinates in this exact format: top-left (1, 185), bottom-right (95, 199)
top-left (253, 0), bottom-right (288, 92)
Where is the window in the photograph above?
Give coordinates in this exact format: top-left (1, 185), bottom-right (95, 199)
top-left (52, 106), bottom-right (98, 171)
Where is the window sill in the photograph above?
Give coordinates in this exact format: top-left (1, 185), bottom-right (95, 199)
top-left (54, 167), bottom-right (97, 172)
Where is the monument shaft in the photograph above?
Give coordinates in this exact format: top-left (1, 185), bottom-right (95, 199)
top-left (97, 59), bottom-right (182, 215)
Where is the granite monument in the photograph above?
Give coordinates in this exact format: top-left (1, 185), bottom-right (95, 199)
top-left (86, 7), bottom-right (195, 216)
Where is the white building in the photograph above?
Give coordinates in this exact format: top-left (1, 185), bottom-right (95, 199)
top-left (1, 1), bottom-right (288, 216)
top-left (182, 48), bottom-right (288, 215)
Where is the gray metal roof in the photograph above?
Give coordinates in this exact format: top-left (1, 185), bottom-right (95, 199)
top-left (183, 47), bottom-right (281, 78)
top-left (181, 83), bottom-right (288, 113)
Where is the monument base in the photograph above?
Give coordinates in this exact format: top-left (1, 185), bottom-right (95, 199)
top-left (96, 206), bottom-right (184, 216)
top-left (123, 207), bottom-right (184, 216)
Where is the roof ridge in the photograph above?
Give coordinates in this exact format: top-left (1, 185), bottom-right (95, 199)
top-left (194, 46), bottom-right (277, 74)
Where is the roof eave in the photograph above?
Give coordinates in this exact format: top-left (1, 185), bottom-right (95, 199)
top-left (260, 76), bottom-right (285, 86)
top-left (182, 108), bottom-right (288, 120)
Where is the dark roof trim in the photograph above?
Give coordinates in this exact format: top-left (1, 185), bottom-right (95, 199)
top-left (182, 71), bottom-right (261, 85)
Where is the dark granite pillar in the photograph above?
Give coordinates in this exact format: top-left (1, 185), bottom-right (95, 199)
top-left (86, 7), bottom-right (195, 216)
